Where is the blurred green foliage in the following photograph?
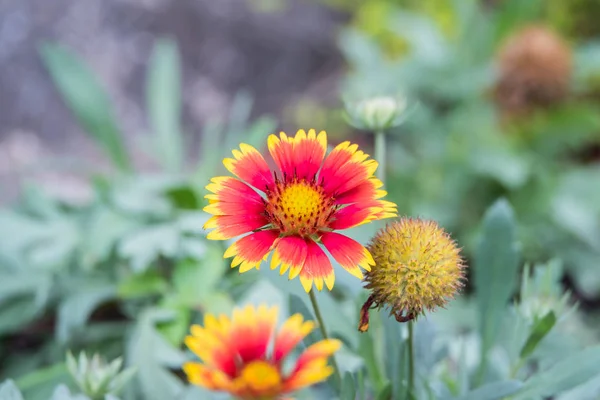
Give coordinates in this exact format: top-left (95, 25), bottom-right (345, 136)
top-left (2, 0), bottom-right (600, 399)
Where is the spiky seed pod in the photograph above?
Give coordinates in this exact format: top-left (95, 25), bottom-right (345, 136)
top-left (358, 218), bottom-right (465, 332)
top-left (493, 25), bottom-right (573, 119)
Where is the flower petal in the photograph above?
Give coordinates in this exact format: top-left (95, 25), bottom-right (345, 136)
top-left (229, 305), bottom-right (278, 363)
top-left (284, 339), bottom-right (341, 391)
top-left (204, 214), bottom-right (269, 240)
top-left (270, 236), bottom-right (308, 278)
top-left (183, 362), bottom-right (232, 390)
top-left (185, 329), bottom-right (236, 377)
top-left (223, 143), bottom-right (274, 191)
top-left (299, 240), bottom-right (335, 292)
top-left (204, 200), bottom-right (265, 217)
top-left (224, 230), bottom-right (279, 272)
top-left (268, 132), bottom-right (296, 179)
top-left (321, 232), bottom-right (374, 279)
top-left (327, 204), bottom-right (376, 230)
top-left (334, 178), bottom-right (384, 205)
top-left (204, 177), bottom-right (265, 216)
top-left (320, 141), bottom-right (378, 196)
top-left (292, 129), bottom-right (327, 180)
top-left (369, 200), bottom-right (398, 220)
top-left (272, 313), bottom-right (315, 363)
top-left (328, 200), bottom-right (397, 230)
top-left (293, 339), bottom-right (342, 372)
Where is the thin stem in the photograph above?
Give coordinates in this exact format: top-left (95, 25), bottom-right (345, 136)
top-left (309, 289), bottom-right (342, 388)
top-left (407, 320), bottom-right (415, 397)
top-left (374, 130), bottom-right (386, 182)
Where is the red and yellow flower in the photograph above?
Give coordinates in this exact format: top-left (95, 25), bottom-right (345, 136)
top-left (183, 304), bottom-right (341, 399)
top-left (204, 129), bottom-right (397, 292)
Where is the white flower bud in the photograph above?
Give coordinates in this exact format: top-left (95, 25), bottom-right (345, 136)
top-left (345, 95), bottom-right (409, 131)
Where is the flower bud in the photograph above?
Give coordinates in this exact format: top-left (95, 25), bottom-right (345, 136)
top-left (359, 218), bottom-right (465, 331)
top-left (345, 96), bottom-right (408, 131)
top-left (66, 351), bottom-right (136, 399)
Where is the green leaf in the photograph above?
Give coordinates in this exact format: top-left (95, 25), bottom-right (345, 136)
top-left (340, 373), bottom-right (356, 400)
top-left (451, 380), bottom-right (523, 400)
top-left (126, 308), bottom-right (186, 400)
top-left (0, 298), bottom-right (43, 335)
top-left (117, 270), bottom-right (168, 299)
top-left (164, 186), bottom-right (199, 210)
top-left (118, 224), bottom-right (179, 273)
top-left (519, 311), bottom-right (557, 359)
top-left (49, 385), bottom-right (89, 400)
top-left (81, 207), bottom-right (139, 269)
top-left (156, 303), bottom-right (190, 347)
top-left (16, 364), bottom-right (70, 398)
top-left (0, 272), bottom-right (52, 334)
top-left (56, 285), bottom-right (116, 343)
top-left (474, 199), bottom-right (520, 379)
top-left (494, 0), bottom-right (543, 43)
top-left (177, 386), bottom-right (222, 400)
top-left (244, 115), bottom-right (277, 149)
top-left (147, 38), bottom-right (183, 173)
top-left (39, 42), bottom-right (130, 171)
top-left (0, 380), bottom-right (24, 400)
top-left (375, 383), bottom-right (392, 400)
top-left (172, 250), bottom-right (224, 307)
top-left (513, 346), bottom-right (600, 399)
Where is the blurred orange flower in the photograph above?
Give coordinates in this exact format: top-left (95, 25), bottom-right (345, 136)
top-left (183, 304), bottom-right (341, 400)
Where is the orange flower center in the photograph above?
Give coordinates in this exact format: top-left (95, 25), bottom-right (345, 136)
top-left (239, 361), bottom-right (282, 394)
top-left (265, 178), bottom-right (335, 237)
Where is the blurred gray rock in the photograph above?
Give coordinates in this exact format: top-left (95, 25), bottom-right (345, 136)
top-left (0, 0), bottom-right (345, 203)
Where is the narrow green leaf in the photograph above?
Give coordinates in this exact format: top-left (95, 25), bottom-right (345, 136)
top-left (15, 364), bottom-right (68, 392)
top-left (173, 249), bottom-right (225, 306)
top-left (340, 373), bottom-right (356, 400)
top-left (56, 285), bottom-right (116, 343)
top-left (147, 38), bottom-right (183, 173)
top-left (117, 270), bottom-right (168, 299)
top-left (49, 384), bottom-right (89, 400)
top-left (39, 42), bottom-right (130, 171)
top-left (164, 186), bottom-right (199, 210)
top-left (513, 346), bottom-right (600, 399)
top-left (118, 224), bottom-right (179, 272)
top-left (224, 90), bottom-right (254, 149)
top-left (519, 311), bottom-right (557, 359)
top-left (452, 380), bottom-right (523, 400)
top-left (196, 119), bottom-right (224, 185)
top-left (375, 383), bottom-right (392, 400)
top-left (126, 308), bottom-right (186, 400)
top-left (0, 380), bottom-right (24, 400)
top-left (156, 303), bottom-right (190, 347)
top-left (474, 199), bottom-right (520, 371)
top-left (494, 0), bottom-right (543, 43)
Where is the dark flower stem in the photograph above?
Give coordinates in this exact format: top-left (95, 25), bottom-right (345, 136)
top-left (308, 289), bottom-right (342, 388)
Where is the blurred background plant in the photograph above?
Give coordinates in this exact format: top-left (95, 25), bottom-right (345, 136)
top-left (2, 0), bottom-right (600, 399)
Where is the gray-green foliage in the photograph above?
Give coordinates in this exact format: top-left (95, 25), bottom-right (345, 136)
top-left (3, 1), bottom-right (600, 399)
top-left (0, 38), bottom-right (275, 400)
top-left (474, 199), bottom-right (520, 381)
top-left (339, 0), bottom-right (600, 297)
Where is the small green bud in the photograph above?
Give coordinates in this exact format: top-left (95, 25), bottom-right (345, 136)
top-left (66, 351), bottom-right (136, 400)
top-left (344, 95), bottom-right (409, 131)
